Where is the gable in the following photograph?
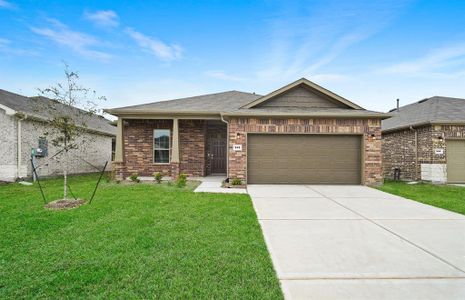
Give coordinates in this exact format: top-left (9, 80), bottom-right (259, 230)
top-left (255, 85), bottom-right (348, 108)
top-left (241, 78), bottom-right (363, 110)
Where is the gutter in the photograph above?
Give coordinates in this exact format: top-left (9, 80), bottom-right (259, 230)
top-left (222, 112), bottom-right (391, 119)
top-left (106, 109), bottom-right (391, 120)
top-left (103, 109), bottom-right (220, 116)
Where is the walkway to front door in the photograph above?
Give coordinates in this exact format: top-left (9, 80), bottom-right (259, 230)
top-left (248, 185), bottom-right (465, 299)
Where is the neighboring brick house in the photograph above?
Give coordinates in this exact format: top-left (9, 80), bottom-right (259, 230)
top-left (0, 89), bottom-right (116, 182)
top-left (382, 96), bottom-right (465, 183)
top-left (105, 78), bottom-right (388, 185)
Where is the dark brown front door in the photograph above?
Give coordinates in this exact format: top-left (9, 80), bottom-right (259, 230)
top-left (209, 137), bottom-right (226, 174)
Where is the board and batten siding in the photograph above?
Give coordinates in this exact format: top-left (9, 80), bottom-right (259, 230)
top-left (255, 86), bottom-right (347, 108)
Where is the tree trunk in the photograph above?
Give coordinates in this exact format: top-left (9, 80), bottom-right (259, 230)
top-left (63, 146), bottom-right (68, 200)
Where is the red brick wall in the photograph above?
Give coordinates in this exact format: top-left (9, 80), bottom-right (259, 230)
top-left (179, 120), bottom-right (206, 176)
top-left (227, 117), bottom-right (383, 185)
top-left (117, 119), bottom-right (206, 178)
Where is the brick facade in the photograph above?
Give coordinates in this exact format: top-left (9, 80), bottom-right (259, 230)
top-left (116, 117), bottom-right (384, 185)
top-left (227, 117), bottom-right (383, 185)
top-left (115, 119), bottom-right (224, 178)
top-left (115, 119), bottom-right (207, 178)
top-left (382, 124), bottom-right (465, 181)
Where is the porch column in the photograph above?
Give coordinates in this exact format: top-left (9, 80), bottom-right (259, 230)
top-left (115, 117), bottom-right (124, 162)
top-left (171, 118), bottom-right (180, 163)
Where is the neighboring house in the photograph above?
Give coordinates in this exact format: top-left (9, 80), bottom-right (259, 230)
top-left (382, 96), bottom-right (465, 183)
top-left (105, 78), bottom-right (388, 185)
top-left (0, 89), bottom-right (116, 182)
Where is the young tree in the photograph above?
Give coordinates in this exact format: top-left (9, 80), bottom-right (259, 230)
top-left (36, 64), bottom-right (106, 200)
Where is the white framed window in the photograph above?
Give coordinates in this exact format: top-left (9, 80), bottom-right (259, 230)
top-left (154, 129), bottom-right (170, 163)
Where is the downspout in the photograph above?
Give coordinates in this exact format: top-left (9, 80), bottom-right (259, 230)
top-left (16, 114), bottom-right (27, 179)
top-left (409, 126), bottom-right (418, 180)
top-left (220, 113), bottom-right (229, 179)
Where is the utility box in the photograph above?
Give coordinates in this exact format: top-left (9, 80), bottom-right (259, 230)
top-left (35, 137), bottom-right (48, 157)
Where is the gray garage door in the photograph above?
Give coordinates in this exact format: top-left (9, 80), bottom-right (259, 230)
top-left (446, 140), bottom-right (465, 183)
top-left (247, 134), bottom-right (362, 184)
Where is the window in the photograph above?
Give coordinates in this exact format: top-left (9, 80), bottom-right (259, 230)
top-left (154, 129), bottom-right (170, 163)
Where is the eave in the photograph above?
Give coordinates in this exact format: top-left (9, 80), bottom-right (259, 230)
top-left (382, 120), bottom-right (465, 133)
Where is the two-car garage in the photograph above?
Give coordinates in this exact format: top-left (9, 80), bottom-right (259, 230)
top-left (247, 134), bottom-right (362, 184)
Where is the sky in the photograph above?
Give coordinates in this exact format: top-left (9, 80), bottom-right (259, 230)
top-left (1, 0), bottom-right (465, 113)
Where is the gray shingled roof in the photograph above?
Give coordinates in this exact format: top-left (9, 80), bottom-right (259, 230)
top-left (107, 91), bottom-right (262, 114)
top-left (105, 90), bottom-right (388, 118)
top-left (382, 96), bottom-right (465, 132)
top-left (0, 89), bottom-right (116, 136)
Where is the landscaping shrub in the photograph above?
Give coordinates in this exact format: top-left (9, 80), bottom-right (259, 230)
top-left (129, 173), bottom-right (140, 183)
top-left (231, 178), bottom-right (242, 186)
top-left (153, 172), bottom-right (162, 184)
top-left (176, 174), bottom-right (187, 188)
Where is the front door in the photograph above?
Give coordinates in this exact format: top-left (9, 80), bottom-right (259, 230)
top-left (209, 136), bottom-right (226, 174)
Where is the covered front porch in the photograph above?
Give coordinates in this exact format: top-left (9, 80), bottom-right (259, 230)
top-left (113, 118), bottom-right (228, 179)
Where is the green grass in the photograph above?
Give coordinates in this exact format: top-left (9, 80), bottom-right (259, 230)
top-left (0, 175), bottom-right (283, 299)
top-left (378, 180), bottom-right (465, 215)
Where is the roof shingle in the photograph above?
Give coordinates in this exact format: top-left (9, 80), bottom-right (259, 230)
top-left (382, 96), bottom-right (465, 132)
top-left (0, 89), bottom-right (116, 136)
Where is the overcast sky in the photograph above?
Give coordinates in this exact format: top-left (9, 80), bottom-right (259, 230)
top-left (1, 0), bottom-right (465, 113)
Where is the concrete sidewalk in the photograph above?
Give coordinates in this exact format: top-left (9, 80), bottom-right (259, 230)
top-left (194, 176), bottom-right (247, 193)
top-left (249, 184), bottom-right (465, 300)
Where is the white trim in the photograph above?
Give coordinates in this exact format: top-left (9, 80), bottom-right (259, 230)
top-left (0, 103), bottom-right (16, 115)
top-left (153, 128), bottom-right (171, 164)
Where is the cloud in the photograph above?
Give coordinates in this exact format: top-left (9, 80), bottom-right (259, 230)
top-left (0, 0), bottom-right (14, 9)
top-left (257, 0), bottom-right (412, 82)
top-left (205, 70), bottom-right (245, 82)
top-left (31, 19), bottom-right (112, 61)
top-left (84, 10), bottom-right (119, 28)
top-left (125, 28), bottom-right (182, 61)
top-left (380, 43), bottom-right (465, 76)
top-left (311, 73), bottom-right (350, 83)
top-left (0, 37), bottom-right (37, 56)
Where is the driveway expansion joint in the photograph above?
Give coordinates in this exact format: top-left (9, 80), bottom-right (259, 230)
top-left (304, 185), bottom-right (465, 275)
top-left (248, 184), bottom-right (465, 299)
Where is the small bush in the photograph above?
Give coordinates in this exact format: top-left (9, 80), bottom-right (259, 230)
top-left (231, 178), bottom-right (242, 186)
top-left (129, 173), bottom-right (140, 183)
top-left (176, 174), bottom-right (187, 188)
top-left (153, 172), bottom-right (162, 184)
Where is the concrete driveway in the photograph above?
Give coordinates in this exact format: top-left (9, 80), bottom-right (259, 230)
top-left (248, 185), bottom-right (465, 300)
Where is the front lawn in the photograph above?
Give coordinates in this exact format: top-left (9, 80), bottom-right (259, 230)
top-left (0, 175), bottom-right (283, 299)
top-left (378, 181), bottom-right (465, 215)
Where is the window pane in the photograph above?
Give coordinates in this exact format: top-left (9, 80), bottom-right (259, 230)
top-left (154, 150), bottom-right (170, 163)
top-left (154, 129), bottom-right (170, 149)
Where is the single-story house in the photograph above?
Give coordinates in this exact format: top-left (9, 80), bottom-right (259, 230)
top-left (382, 96), bottom-right (465, 183)
top-left (0, 89), bottom-right (116, 182)
top-left (105, 78), bottom-right (388, 185)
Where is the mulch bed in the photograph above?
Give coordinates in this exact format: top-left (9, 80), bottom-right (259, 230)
top-left (45, 199), bottom-right (86, 210)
